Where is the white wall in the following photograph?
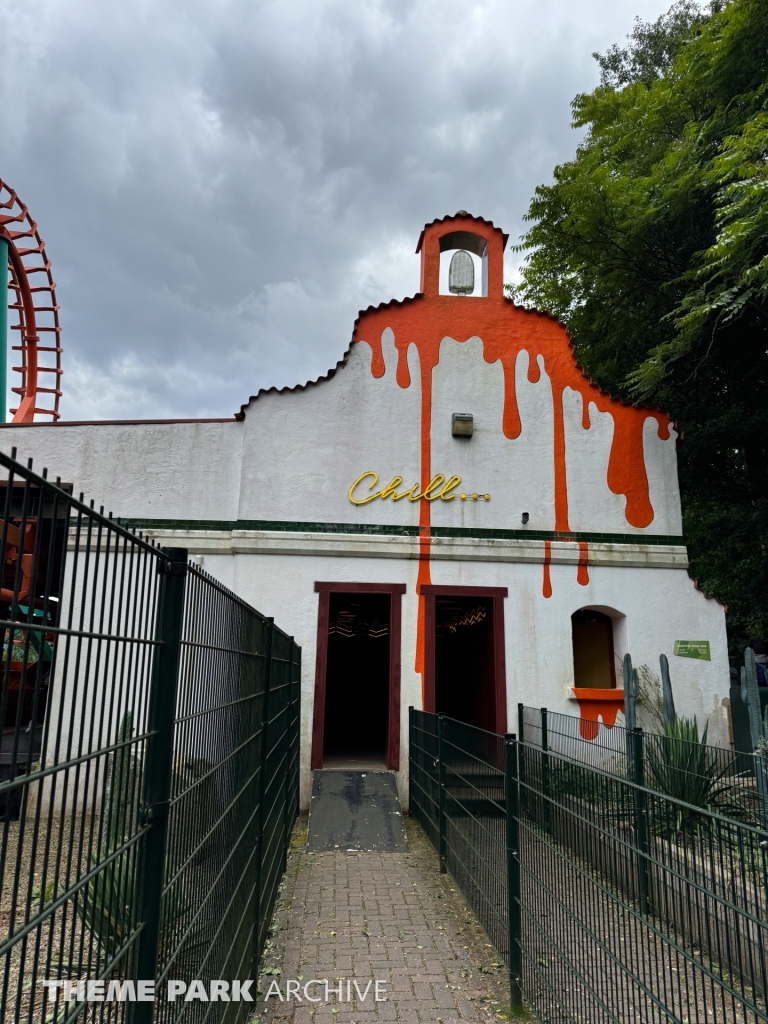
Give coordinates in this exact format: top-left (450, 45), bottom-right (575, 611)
top-left (187, 549), bottom-right (729, 809)
top-left (233, 331), bottom-right (682, 536)
top-left (0, 421), bottom-right (244, 520)
top-left (0, 313), bottom-right (726, 812)
top-left (3, 325), bottom-right (683, 537)
top-left (237, 333), bottom-right (423, 527)
top-left (430, 340), bottom-right (556, 530)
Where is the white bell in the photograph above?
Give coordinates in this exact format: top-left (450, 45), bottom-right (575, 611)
top-left (448, 250), bottom-right (474, 295)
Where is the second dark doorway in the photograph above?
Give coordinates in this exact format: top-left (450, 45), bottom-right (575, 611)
top-left (435, 595), bottom-right (496, 731)
top-left (323, 592), bottom-right (390, 766)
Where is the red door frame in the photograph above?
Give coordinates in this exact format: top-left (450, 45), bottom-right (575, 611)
top-left (421, 585), bottom-right (509, 734)
top-left (311, 582), bottom-right (406, 771)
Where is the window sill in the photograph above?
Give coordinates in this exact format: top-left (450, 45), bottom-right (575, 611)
top-left (568, 688), bottom-right (624, 702)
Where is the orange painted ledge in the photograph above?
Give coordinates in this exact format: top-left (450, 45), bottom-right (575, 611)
top-left (570, 688), bottom-right (624, 740)
top-left (570, 688), bottom-right (625, 702)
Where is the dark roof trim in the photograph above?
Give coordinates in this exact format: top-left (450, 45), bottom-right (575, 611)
top-left (237, 288), bottom-right (679, 438)
top-left (345, 290), bottom-right (680, 437)
top-left (690, 575), bottom-right (727, 609)
top-left (237, 343), bottom-right (354, 418)
top-left (234, 214), bottom-right (673, 430)
top-left (415, 212), bottom-right (509, 253)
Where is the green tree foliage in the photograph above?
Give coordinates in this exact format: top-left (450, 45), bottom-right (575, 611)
top-left (510, 0), bottom-right (768, 659)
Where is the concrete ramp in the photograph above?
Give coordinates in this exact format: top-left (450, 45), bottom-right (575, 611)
top-left (307, 770), bottom-right (408, 852)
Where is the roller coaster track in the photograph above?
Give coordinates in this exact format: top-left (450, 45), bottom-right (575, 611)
top-left (0, 179), bottom-right (62, 421)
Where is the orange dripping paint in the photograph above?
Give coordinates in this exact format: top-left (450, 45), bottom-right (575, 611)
top-left (542, 541), bottom-right (552, 598)
top-left (573, 691), bottom-right (624, 740)
top-left (480, 318), bottom-right (669, 533)
top-left (364, 332), bottom-right (386, 378)
top-left (577, 542), bottom-right (589, 586)
top-left (355, 215), bottom-right (673, 694)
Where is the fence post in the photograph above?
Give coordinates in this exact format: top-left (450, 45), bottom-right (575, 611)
top-left (291, 641), bottom-right (301, 816)
top-left (623, 655), bottom-right (637, 775)
top-left (438, 713), bottom-right (447, 874)
top-left (295, 644), bottom-right (302, 816)
top-left (281, 636), bottom-right (296, 873)
top-left (633, 727), bottom-right (650, 917)
top-left (252, 616), bottom-right (274, 973)
top-left (287, 644), bottom-right (296, 819)
top-left (505, 734), bottom-right (524, 1010)
top-left (134, 547), bottom-right (188, 1017)
top-left (541, 708), bottom-right (550, 835)
top-left (408, 706), bottom-right (414, 800)
top-left (517, 703), bottom-right (526, 817)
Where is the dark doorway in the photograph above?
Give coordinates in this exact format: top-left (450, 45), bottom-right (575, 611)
top-left (434, 595), bottom-right (497, 731)
top-left (571, 609), bottom-right (616, 689)
top-left (322, 592), bottom-right (390, 765)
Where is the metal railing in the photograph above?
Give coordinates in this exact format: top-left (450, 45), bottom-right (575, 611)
top-left (0, 449), bottom-right (300, 1024)
top-left (409, 708), bottom-right (768, 1023)
top-left (409, 709), bottom-right (508, 961)
top-left (520, 704), bottom-right (767, 827)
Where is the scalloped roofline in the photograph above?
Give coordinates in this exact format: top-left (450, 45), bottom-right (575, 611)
top-left (415, 210), bottom-right (509, 253)
top-left (236, 343), bottom-right (355, 419)
top-left (236, 214), bottom-right (677, 435)
top-left (237, 293), bottom-right (678, 437)
top-left (690, 575), bottom-right (727, 609)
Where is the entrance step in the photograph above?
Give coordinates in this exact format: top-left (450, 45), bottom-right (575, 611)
top-left (321, 755), bottom-right (387, 771)
top-left (307, 770), bottom-right (408, 853)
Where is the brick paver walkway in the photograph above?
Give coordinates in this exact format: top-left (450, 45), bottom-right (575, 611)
top-left (257, 816), bottom-right (513, 1024)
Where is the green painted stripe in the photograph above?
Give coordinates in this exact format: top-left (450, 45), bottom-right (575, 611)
top-left (114, 517), bottom-right (686, 548)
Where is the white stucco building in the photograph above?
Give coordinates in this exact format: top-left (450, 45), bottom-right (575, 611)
top-left (1, 213), bottom-right (729, 807)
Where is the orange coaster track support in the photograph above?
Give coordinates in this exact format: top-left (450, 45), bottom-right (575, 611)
top-left (0, 179), bottom-right (62, 422)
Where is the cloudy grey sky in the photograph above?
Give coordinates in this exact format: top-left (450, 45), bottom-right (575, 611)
top-left (1, 0), bottom-right (672, 421)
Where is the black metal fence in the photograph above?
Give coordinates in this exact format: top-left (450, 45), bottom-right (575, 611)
top-left (409, 708), bottom-right (768, 1023)
top-left (408, 710), bottom-right (508, 962)
top-left (0, 449), bottom-right (300, 1024)
top-left (520, 704), bottom-right (768, 827)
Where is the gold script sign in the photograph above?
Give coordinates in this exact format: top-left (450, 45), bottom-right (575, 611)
top-left (348, 472), bottom-right (491, 505)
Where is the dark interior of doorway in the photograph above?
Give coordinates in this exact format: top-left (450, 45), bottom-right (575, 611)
top-left (323, 592), bottom-right (390, 766)
top-left (435, 595), bottom-right (495, 731)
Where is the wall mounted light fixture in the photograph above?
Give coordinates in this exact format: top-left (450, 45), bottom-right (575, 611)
top-left (521, 512), bottom-right (530, 524)
top-left (452, 413), bottom-right (473, 438)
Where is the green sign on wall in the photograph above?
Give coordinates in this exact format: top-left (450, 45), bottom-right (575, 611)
top-left (673, 640), bottom-right (711, 661)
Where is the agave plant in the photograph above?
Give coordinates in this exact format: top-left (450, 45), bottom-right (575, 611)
top-left (75, 852), bottom-right (192, 966)
top-left (644, 716), bottom-right (754, 834)
top-left (72, 711), bottom-right (141, 962)
top-left (74, 849), bottom-right (139, 963)
top-left (74, 711), bottom-right (203, 972)
top-left (102, 711), bottom-right (138, 852)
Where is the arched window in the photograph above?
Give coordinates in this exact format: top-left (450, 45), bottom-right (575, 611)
top-left (571, 609), bottom-right (616, 689)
